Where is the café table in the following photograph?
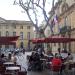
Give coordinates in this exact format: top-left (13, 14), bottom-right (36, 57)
top-left (40, 58), bottom-right (46, 61)
top-left (46, 62), bottom-right (52, 64)
top-left (3, 62), bottom-right (14, 66)
top-left (6, 66), bottom-right (20, 71)
top-left (6, 66), bottom-right (20, 75)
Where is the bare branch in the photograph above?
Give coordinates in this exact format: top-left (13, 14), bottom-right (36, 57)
top-left (14, 0), bottom-right (55, 35)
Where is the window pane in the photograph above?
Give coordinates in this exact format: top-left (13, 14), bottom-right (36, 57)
top-left (12, 25), bottom-right (16, 29)
top-left (27, 26), bottom-right (31, 29)
top-left (6, 25), bottom-right (8, 29)
top-left (0, 45), bottom-right (2, 49)
top-left (20, 26), bottom-right (23, 29)
top-left (27, 32), bottom-right (30, 40)
top-left (13, 32), bottom-right (16, 36)
top-left (20, 42), bottom-right (24, 48)
top-left (5, 45), bottom-right (9, 49)
top-left (20, 32), bottom-right (23, 40)
top-left (0, 25), bottom-right (1, 29)
top-left (0, 32), bottom-right (1, 36)
top-left (6, 31), bottom-right (9, 36)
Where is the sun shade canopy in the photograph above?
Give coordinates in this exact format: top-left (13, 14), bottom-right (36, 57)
top-left (31, 36), bottom-right (75, 44)
top-left (0, 36), bottom-right (19, 45)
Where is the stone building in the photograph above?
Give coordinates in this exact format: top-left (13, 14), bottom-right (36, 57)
top-left (0, 17), bottom-right (34, 50)
top-left (45, 0), bottom-right (75, 53)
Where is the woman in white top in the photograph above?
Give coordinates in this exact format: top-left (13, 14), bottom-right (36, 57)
top-left (11, 53), bottom-right (17, 65)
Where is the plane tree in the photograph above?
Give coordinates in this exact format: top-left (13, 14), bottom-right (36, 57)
top-left (13, 0), bottom-right (55, 50)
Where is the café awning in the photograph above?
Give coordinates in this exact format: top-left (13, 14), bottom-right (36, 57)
top-left (0, 36), bottom-right (19, 42)
top-left (31, 38), bottom-right (45, 44)
top-left (31, 36), bottom-right (75, 44)
top-left (0, 36), bottom-right (19, 45)
top-left (0, 42), bottom-right (16, 45)
top-left (45, 36), bottom-right (75, 43)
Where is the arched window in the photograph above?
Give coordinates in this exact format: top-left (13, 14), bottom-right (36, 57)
top-left (61, 3), bottom-right (69, 13)
top-left (20, 42), bottom-right (24, 48)
top-left (6, 31), bottom-right (9, 36)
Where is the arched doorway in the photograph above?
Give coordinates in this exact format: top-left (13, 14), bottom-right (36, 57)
top-left (20, 42), bottom-right (24, 48)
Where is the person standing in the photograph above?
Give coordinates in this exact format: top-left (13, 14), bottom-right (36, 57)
top-left (11, 52), bottom-right (17, 65)
top-left (23, 48), bottom-right (26, 54)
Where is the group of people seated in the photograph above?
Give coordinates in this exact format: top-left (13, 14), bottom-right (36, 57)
top-left (28, 46), bottom-right (74, 73)
top-left (47, 48), bottom-right (74, 75)
top-left (28, 51), bottom-right (44, 71)
top-left (0, 52), bottom-right (17, 65)
top-left (0, 54), bottom-right (7, 64)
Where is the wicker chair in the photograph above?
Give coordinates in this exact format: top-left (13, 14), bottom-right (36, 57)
top-left (51, 65), bottom-right (62, 75)
top-left (0, 65), bottom-right (6, 74)
top-left (2, 73), bottom-right (12, 75)
top-left (17, 71), bottom-right (27, 75)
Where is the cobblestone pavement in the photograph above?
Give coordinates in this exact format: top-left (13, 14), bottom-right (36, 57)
top-left (16, 52), bottom-right (75, 75)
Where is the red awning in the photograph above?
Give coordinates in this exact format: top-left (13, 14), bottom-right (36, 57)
top-left (0, 42), bottom-right (16, 45)
top-left (31, 36), bottom-right (75, 44)
top-left (0, 36), bottom-right (19, 45)
top-left (45, 36), bottom-right (75, 43)
top-left (31, 38), bottom-right (45, 44)
top-left (0, 36), bottom-right (19, 42)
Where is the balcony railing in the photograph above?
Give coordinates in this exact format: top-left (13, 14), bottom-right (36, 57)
top-left (59, 26), bottom-right (71, 34)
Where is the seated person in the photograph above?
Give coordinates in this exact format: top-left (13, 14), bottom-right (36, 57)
top-left (66, 52), bottom-right (73, 62)
top-left (0, 54), bottom-right (7, 63)
top-left (8, 53), bottom-right (12, 61)
top-left (64, 52), bottom-right (73, 71)
top-left (51, 53), bottom-right (62, 71)
top-left (29, 52), bottom-right (35, 63)
top-left (47, 51), bottom-right (54, 62)
top-left (11, 53), bottom-right (17, 65)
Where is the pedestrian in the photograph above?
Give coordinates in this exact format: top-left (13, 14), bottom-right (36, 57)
top-left (11, 52), bottom-right (17, 65)
top-left (23, 48), bottom-right (25, 54)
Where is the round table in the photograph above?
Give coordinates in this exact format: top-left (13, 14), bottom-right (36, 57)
top-left (6, 66), bottom-right (20, 71)
top-left (6, 66), bottom-right (20, 75)
top-left (3, 62), bottom-right (14, 65)
top-left (3, 62), bottom-right (14, 66)
top-left (40, 58), bottom-right (46, 61)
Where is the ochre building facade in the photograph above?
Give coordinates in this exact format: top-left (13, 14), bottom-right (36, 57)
top-left (46, 0), bottom-right (75, 53)
top-left (0, 17), bottom-right (34, 49)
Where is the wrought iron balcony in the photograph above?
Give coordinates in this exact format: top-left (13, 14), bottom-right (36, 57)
top-left (59, 26), bottom-right (71, 34)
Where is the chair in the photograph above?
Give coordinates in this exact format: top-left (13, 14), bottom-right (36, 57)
top-left (51, 65), bottom-right (61, 75)
top-left (69, 63), bottom-right (74, 70)
top-left (16, 65), bottom-right (21, 70)
top-left (0, 65), bottom-right (6, 74)
top-left (73, 62), bottom-right (75, 68)
top-left (17, 71), bottom-right (27, 75)
top-left (2, 73), bottom-right (12, 75)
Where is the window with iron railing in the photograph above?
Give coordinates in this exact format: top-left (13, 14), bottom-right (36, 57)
top-left (13, 32), bottom-right (16, 36)
top-left (12, 25), bottom-right (16, 29)
top-left (27, 32), bottom-right (30, 40)
top-left (27, 26), bottom-right (31, 29)
top-left (20, 26), bottom-right (23, 29)
top-left (6, 31), bottom-right (9, 36)
top-left (0, 31), bottom-right (1, 36)
top-left (5, 45), bottom-right (9, 49)
top-left (6, 25), bottom-right (9, 29)
top-left (20, 32), bottom-right (23, 40)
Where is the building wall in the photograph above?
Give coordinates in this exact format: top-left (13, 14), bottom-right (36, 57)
top-left (0, 18), bottom-right (34, 49)
top-left (45, 0), bottom-right (75, 53)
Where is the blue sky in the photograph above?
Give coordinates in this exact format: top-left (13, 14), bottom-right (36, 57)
top-left (0, 0), bottom-right (57, 22)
